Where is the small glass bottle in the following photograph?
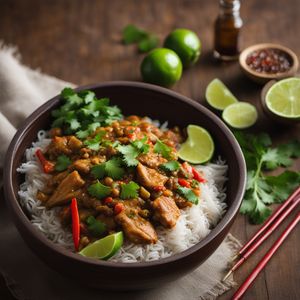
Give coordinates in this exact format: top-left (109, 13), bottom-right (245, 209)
top-left (213, 0), bottom-right (243, 61)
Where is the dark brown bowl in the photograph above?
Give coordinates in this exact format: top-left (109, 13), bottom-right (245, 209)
top-left (4, 81), bottom-right (246, 290)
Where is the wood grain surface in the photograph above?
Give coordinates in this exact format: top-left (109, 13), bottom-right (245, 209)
top-left (0, 0), bottom-right (299, 299)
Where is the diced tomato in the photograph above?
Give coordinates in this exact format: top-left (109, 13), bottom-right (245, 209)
top-left (178, 178), bottom-right (191, 188)
top-left (103, 197), bottom-right (113, 204)
top-left (153, 186), bottom-right (166, 192)
top-left (114, 202), bottom-right (124, 215)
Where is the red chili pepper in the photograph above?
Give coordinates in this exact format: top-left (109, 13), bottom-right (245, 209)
top-left (153, 185), bottom-right (166, 192)
top-left (178, 178), bottom-right (191, 188)
top-left (114, 202), bottom-right (124, 215)
top-left (71, 198), bottom-right (80, 251)
top-left (35, 149), bottom-right (54, 173)
top-left (192, 168), bottom-right (206, 183)
top-left (104, 197), bottom-right (113, 204)
top-left (128, 133), bottom-right (135, 140)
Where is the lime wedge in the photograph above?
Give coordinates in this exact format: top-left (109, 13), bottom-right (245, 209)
top-left (79, 231), bottom-right (123, 260)
top-left (205, 78), bottom-right (238, 110)
top-left (222, 102), bottom-right (258, 129)
top-left (265, 77), bottom-right (300, 119)
top-left (178, 125), bottom-right (214, 164)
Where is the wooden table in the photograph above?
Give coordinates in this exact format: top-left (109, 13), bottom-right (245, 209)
top-left (0, 0), bottom-right (299, 299)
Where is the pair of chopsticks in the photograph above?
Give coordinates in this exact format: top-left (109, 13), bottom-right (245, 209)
top-left (224, 186), bottom-right (300, 299)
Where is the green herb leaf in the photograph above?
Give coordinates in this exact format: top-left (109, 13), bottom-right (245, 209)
top-left (120, 181), bottom-right (140, 199)
top-left (84, 132), bottom-right (105, 151)
top-left (87, 181), bottom-right (111, 199)
top-left (55, 155), bottom-right (71, 172)
top-left (138, 35), bottom-right (159, 53)
top-left (86, 216), bottom-right (106, 237)
top-left (122, 24), bottom-right (148, 44)
top-left (104, 157), bottom-right (125, 179)
top-left (91, 164), bottom-right (106, 179)
top-left (132, 136), bottom-right (150, 154)
top-left (154, 139), bottom-right (172, 159)
top-left (176, 186), bottom-right (199, 204)
top-left (159, 160), bottom-right (180, 172)
top-left (117, 144), bottom-right (140, 167)
top-left (76, 122), bottom-right (100, 139)
top-left (234, 131), bottom-right (300, 224)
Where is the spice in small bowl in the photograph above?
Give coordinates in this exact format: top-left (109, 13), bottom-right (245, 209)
top-left (239, 43), bottom-right (299, 84)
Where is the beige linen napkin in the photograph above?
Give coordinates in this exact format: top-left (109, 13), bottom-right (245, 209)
top-left (0, 42), bottom-right (240, 300)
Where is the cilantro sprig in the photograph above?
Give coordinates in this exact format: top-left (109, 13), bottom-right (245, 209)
top-left (120, 181), bottom-right (140, 199)
top-left (176, 186), bottom-right (199, 204)
top-left (154, 139), bottom-right (172, 159)
top-left (159, 160), bottom-right (180, 172)
top-left (52, 88), bottom-right (123, 137)
top-left (235, 132), bottom-right (300, 224)
top-left (87, 181), bottom-right (111, 199)
top-left (86, 216), bottom-right (106, 237)
top-left (55, 155), bottom-right (71, 172)
top-left (117, 137), bottom-right (150, 167)
top-left (83, 131), bottom-right (106, 151)
top-left (91, 157), bottom-right (125, 180)
top-left (122, 24), bottom-right (159, 53)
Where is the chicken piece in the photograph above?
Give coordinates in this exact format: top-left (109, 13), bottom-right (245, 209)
top-left (152, 196), bottom-right (180, 228)
top-left (47, 136), bottom-right (72, 156)
top-left (115, 209), bottom-right (157, 244)
top-left (46, 171), bottom-right (85, 208)
top-left (136, 163), bottom-right (168, 190)
top-left (72, 159), bottom-right (91, 174)
top-left (68, 136), bottom-right (83, 152)
top-left (47, 170), bottom-right (69, 188)
top-left (174, 195), bottom-right (192, 209)
top-left (138, 152), bottom-right (167, 168)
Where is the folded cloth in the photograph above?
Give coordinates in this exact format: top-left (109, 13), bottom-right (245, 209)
top-left (0, 42), bottom-right (241, 300)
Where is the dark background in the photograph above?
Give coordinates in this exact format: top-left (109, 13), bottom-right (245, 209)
top-left (0, 0), bottom-right (299, 299)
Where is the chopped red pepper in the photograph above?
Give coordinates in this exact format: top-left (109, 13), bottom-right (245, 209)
top-left (153, 185), bottom-right (166, 192)
top-left (192, 168), bottom-right (206, 183)
top-left (71, 198), bottom-right (80, 251)
top-left (178, 178), bottom-right (191, 188)
top-left (114, 202), bottom-right (124, 215)
top-left (104, 197), bottom-right (113, 204)
top-left (35, 149), bottom-right (54, 173)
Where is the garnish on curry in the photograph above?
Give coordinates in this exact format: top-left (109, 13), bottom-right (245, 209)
top-left (35, 88), bottom-right (205, 252)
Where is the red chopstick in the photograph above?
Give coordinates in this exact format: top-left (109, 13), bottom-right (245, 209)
top-left (235, 186), bottom-right (300, 259)
top-left (223, 195), bottom-right (300, 280)
top-left (232, 212), bottom-right (300, 300)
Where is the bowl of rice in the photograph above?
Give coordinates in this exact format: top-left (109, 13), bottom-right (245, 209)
top-left (4, 81), bottom-right (246, 290)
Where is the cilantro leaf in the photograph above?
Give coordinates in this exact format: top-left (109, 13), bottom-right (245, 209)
top-left (176, 186), bottom-right (199, 204)
top-left (138, 35), bottom-right (159, 53)
top-left (120, 181), bottom-right (140, 199)
top-left (159, 161), bottom-right (180, 172)
top-left (154, 139), bottom-right (172, 159)
top-left (132, 136), bottom-right (150, 154)
top-left (55, 155), bottom-right (71, 171)
top-left (76, 122), bottom-right (100, 139)
top-left (87, 181), bottom-right (111, 199)
top-left (86, 216), bottom-right (106, 237)
top-left (122, 24), bottom-right (148, 44)
top-left (234, 131), bottom-right (300, 224)
top-left (117, 144), bottom-right (140, 167)
top-left (91, 164), bottom-right (106, 179)
top-left (105, 157), bottom-right (125, 179)
top-left (84, 132), bottom-right (105, 151)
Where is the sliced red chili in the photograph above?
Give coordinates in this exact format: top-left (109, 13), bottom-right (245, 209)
top-left (192, 168), bottom-right (206, 183)
top-left (104, 197), bottom-right (113, 204)
top-left (178, 178), bottom-right (191, 188)
top-left (114, 202), bottom-right (124, 215)
top-left (35, 149), bottom-right (54, 173)
top-left (71, 198), bottom-right (80, 251)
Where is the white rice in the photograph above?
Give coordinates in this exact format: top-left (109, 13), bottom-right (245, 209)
top-left (17, 130), bottom-right (228, 262)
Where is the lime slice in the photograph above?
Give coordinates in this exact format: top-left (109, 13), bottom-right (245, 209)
top-left (265, 77), bottom-right (300, 119)
top-left (222, 102), bottom-right (258, 129)
top-left (79, 231), bottom-right (123, 260)
top-left (178, 125), bottom-right (214, 164)
top-left (205, 78), bottom-right (238, 110)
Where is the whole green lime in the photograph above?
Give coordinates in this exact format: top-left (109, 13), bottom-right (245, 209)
top-left (141, 48), bottom-right (182, 87)
top-left (164, 29), bottom-right (201, 68)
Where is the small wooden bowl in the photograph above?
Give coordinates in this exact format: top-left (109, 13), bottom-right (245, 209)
top-left (239, 43), bottom-right (299, 84)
